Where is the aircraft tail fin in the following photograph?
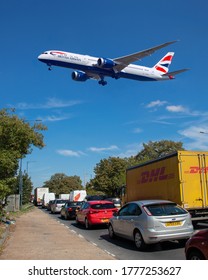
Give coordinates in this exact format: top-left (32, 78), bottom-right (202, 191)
top-left (153, 52), bottom-right (174, 75)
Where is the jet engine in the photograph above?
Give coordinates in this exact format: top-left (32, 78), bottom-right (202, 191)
top-left (71, 71), bottom-right (88, 82)
top-left (97, 58), bottom-right (116, 68)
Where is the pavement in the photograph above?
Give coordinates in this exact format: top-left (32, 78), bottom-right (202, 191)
top-left (0, 206), bottom-right (116, 260)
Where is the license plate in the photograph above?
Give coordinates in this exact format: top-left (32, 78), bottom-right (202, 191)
top-left (165, 221), bottom-right (182, 227)
top-left (101, 218), bottom-right (109, 223)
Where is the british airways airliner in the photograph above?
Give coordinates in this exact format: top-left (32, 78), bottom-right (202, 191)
top-left (38, 41), bottom-right (188, 86)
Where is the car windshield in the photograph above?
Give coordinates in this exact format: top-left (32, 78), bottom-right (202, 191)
top-left (91, 203), bottom-right (115, 209)
top-left (145, 203), bottom-right (187, 216)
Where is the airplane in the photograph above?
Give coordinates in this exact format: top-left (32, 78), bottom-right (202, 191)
top-left (38, 41), bottom-right (188, 86)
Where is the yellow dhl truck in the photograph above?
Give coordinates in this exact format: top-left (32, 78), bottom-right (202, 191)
top-left (126, 150), bottom-right (208, 223)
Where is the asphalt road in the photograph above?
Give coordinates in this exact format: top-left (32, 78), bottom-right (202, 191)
top-left (41, 208), bottom-right (208, 260)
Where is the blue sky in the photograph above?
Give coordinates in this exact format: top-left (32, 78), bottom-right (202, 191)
top-left (1, 0), bottom-right (208, 188)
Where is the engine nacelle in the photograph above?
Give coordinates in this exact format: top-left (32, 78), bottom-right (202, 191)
top-left (71, 71), bottom-right (88, 82)
top-left (97, 58), bottom-right (116, 68)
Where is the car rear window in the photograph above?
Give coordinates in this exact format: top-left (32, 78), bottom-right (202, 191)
top-left (57, 200), bottom-right (67, 204)
top-left (68, 202), bottom-right (82, 206)
top-left (145, 203), bottom-right (187, 216)
top-left (91, 203), bottom-right (115, 209)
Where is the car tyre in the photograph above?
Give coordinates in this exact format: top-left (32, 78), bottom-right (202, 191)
top-left (134, 230), bottom-right (145, 250)
top-left (108, 223), bottom-right (115, 239)
top-left (85, 218), bottom-right (91, 229)
top-left (187, 249), bottom-right (205, 260)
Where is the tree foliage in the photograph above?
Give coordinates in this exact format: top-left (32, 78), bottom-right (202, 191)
top-left (91, 157), bottom-right (128, 196)
top-left (42, 173), bottom-right (83, 196)
top-left (135, 140), bottom-right (185, 163)
top-left (0, 108), bottom-right (47, 201)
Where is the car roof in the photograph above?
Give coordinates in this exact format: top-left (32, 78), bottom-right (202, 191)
top-left (128, 199), bottom-right (175, 206)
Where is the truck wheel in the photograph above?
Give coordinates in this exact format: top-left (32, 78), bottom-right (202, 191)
top-left (108, 224), bottom-right (115, 239)
top-left (134, 230), bottom-right (145, 250)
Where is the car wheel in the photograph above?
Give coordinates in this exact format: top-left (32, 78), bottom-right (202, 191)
top-left (187, 249), bottom-right (205, 260)
top-left (108, 224), bottom-right (115, 239)
top-left (85, 218), bottom-right (91, 229)
top-left (134, 230), bottom-right (145, 250)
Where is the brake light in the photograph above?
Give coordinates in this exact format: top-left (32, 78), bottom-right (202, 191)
top-left (67, 207), bottom-right (72, 211)
top-left (143, 206), bottom-right (152, 216)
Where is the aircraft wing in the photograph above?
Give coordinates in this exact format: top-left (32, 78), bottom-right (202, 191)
top-left (85, 71), bottom-right (100, 80)
top-left (113, 40), bottom-right (177, 72)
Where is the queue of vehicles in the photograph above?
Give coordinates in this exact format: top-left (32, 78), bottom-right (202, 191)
top-left (34, 150), bottom-right (208, 258)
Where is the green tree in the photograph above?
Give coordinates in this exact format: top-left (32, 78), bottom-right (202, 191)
top-left (92, 157), bottom-right (128, 196)
top-left (135, 140), bottom-right (185, 162)
top-left (0, 108), bottom-right (47, 201)
top-left (42, 173), bottom-right (83, 196)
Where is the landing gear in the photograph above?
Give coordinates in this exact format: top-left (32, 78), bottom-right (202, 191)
top-left (47, 64), bottom-right (52, 71)
top-left (98, 80), bottom-right (107, 86)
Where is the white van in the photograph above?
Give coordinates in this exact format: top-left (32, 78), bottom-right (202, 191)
top-left (42, 192), bottom-right (56, 208)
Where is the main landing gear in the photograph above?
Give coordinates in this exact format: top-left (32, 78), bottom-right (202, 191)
top-left (98, 79), bottom-right (107, 86)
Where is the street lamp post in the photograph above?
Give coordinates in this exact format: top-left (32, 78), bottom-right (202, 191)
top-left (26, 161), bottom-right (36, 174)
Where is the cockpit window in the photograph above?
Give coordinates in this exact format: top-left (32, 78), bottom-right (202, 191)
top-left (44, 52), bottom-right (48, 54)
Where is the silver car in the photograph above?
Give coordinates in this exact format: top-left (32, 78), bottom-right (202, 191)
top-left (50, 199), bottom-right (68, 214)
top-left (108, 200), bottom-right (193, 250)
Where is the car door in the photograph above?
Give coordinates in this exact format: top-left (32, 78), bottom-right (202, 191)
top-left (122, 203), bottom-right (142, 239)
top-left (78, 202), bottom-right (89, 222)
top-left (113, 204), bottom-right (131, 237)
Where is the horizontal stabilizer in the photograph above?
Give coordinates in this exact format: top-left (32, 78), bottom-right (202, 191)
top-left (163, 68), bottom-right (190, 76)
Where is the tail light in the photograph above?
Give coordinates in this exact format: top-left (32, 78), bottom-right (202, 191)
top-left (67, 207), bottom-right (73, 211)
top-left (142, 206), bottom-right (152, 216)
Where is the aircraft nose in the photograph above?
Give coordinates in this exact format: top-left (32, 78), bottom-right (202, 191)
top-left (38, 54), bottom-right (43, 60)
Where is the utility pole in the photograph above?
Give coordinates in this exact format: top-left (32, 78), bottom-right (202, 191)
top-left (19, 158), bottom-right (23, 209)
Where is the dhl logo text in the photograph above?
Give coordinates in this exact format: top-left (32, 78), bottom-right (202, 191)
top-left (185, 166), bottom-right (208, 174)
top-left (137, 167), bottom-right (175, 184)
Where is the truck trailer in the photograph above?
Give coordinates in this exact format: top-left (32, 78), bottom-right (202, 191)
top-left (126, 150), bottom-right (208, 223)
top-left (34, 187), bottom-right (49, 206)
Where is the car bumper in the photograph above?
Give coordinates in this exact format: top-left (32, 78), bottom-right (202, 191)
top-left (142, 228), bottom-right (194, 244)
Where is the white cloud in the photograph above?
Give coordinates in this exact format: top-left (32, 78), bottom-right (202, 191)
top-left (146, 100), bottom-right (167, 108)
top-left (57, 149), bottom-right (85, 157)
top-left (10, 98), bottom-right (82, 110)
top-left (88, 145), bottom-right (119, 153)
top-left (133, 128), bottom-right (142, 133)
top-left (178, 126), bottom-right (208, 150)
top-left (166, 105), bottom-right (187, 113)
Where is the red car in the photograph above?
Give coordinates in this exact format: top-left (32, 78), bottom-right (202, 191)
top-left (185, 229), bottom-right (208, 260)
top-left (76, 200), bottom-right (118, 229)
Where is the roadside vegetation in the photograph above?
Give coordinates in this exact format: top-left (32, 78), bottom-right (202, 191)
top-left (0, 108), bottom-right (47, 219)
